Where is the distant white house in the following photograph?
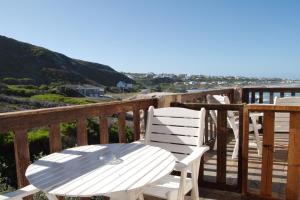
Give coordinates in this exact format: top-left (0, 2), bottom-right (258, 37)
top-left (116, 81), bottom-right (133, 90)
top-left (66, 84), bottom-right (105, 97)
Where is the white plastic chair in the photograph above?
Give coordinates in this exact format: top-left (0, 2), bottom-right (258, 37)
top-left (274, 96), bottom-right (300, 132)
top-left (0, 185), bottom-right (39, 200)
top-left (142, 106), bottom-right (209, 200)
top-left (206, 95), bottom-right (262, 159)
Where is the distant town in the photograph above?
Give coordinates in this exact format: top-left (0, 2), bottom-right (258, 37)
top-left (123, 72), bottom-right (298, 93)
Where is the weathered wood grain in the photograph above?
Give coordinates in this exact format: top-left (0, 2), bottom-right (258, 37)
top-left (286, 112), bottom-right (300, 200)
top-left (260, 111), bottom-right (275, 196)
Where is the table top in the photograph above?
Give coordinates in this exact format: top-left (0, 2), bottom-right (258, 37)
top-left (25, 143), bottom-right (176, 197)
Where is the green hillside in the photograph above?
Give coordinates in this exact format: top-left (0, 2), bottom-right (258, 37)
top-left (0, 35), bottom-right (133, 86)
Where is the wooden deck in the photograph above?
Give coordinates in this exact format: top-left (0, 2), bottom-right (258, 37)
top-left (146, 131), bottom-right (289, 200)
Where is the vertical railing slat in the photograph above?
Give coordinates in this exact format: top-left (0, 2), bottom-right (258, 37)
top-left (260, 111), bottom-right (275, 196)
top-left (286, 112), bottom-right (300, 200)
top-left (242, 106), bottom-right (250, 194)
top-left (216, 110), bottom-right (227, 184)
top-left (77, 118), bottom-right (88, 146)
top-left (259, 91), bottom-right (263, 104)
top-left (100, 117), bottom-right (109, 144)
top-left (118, 112), bottom-right (126, 143)
top-left (133, 109), bottom-right (140, 141)
top-left (291, 91), bottom-right (295, 96)
top-left (13, 129), bottom-right (30, 188)
top-left (237, 107), bottom-right (244, 192)
top-left (251, 92), bottom-right (256, 103)
top-left (269, 92), bottom-right (274, 104)
top-left (49, 123), bottom-right (62, 153)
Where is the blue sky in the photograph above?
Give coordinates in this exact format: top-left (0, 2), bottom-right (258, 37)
top-left (0, 0), bottom-right (299, 78)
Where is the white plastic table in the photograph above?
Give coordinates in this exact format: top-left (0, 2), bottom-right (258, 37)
top-left (25, 143), bottom-right (176, 200)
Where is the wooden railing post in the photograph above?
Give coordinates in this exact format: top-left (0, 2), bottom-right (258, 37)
top-left (286, 112), bottom-right (300, 200)
top-left (49, 123), bottom-right (62, 153)
top-left (133, 109), bottom-right (140, 141)
top-left (260, 111), bottom-right (275, 197)
top-left (99, 117), bottom-right (109, 144)
top-left (118, 112), bottom-right (126, 143)
top-left (13, 129), bottom-right (30, 188)
top-left (216, 110), bottom-right (227, 185)
top-left (242, 106), bottom-right (249, 194)
top-left (77, 118), bottom-right (88, 146)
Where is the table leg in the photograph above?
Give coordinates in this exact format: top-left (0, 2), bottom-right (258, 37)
top-left (45, 193), bottom-right (59, 200)
top-left (109, 189), bottom-right (144, 200)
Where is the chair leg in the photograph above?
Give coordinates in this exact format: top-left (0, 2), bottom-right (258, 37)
top-left (191, 163), bottom-right (200, 200)
top-left (138, 194), bottom-right (144, 200)
top-left (213, 138), bottom-right (217, 150)
top-left (232, 138), bottom-right (239, 159)
top-left (250, 116), bottom-right (262, 156)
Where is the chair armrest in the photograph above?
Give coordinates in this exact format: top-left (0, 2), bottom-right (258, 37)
top-left (0, 185), bottom-right (39, 200)
top-left (174, 146), bottom-right (209, 171)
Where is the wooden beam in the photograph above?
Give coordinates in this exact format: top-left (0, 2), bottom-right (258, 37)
top-left (216, 110), bottom-right (227, 185)
top-left (0, 99), bottom-right (156, 133)
top-left (77, 118), bottom-right (88, 146)
top-left (286, 112), bottom-right (300, 200)
top-left (260, 111), bottom-right (275, 197)
top-left (242, 107), bottom-right (250, 194)
top-left (133, 109), bottom-right (140, 141)
top-left (49, 123), bottom-right (61, 153)
top-left (99, 117), bottom-right (109, 144)
top-left (237, 107), bottom-right (244, 192)
top-left (13, 129), bottom-right (30, 188)
top-left (118, 112), bottom-right (126, 143)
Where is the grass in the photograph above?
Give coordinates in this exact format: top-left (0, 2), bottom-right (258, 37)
top-left (31, 94), bottom-right (97, 105)
top-left (0, 128), bottom-right (49, 145)
top-left (5, 85), bottom-right (37, 97)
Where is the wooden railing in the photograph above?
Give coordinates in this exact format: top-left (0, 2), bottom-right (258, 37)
top-left (2, 87), bottom-right (300, 200)
top-left (171, 102), bottom-right (244, 193)
top-left (158, 88), bottom-right (235, 107)
top-left (0, 99), bottom-right (157, 189)
top-left (242, 104), bottom-right (300, 200)
top-left (242, 87), bottom-right (300, 104)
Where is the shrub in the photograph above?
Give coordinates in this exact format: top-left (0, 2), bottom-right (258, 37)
top-left (1, 78), bottom-right (19, 85)
top-left (31, 94), bottom-right (96, 105)
top-left (3, 85), bottom-right (37, 97)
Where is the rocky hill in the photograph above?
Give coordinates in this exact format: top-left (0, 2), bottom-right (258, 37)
top-left (0, 35), bottom-right (133, 86)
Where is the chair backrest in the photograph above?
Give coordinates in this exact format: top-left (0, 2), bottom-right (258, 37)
top-left (206, 95), bottom-right (237, 130)
top-left (274, 97), bottom-right (300, 132)
top-left (145, 106), bottom-right (206, 162)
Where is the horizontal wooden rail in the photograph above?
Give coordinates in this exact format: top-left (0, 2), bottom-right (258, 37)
top-left (242, 87), bottom-right (300, 104)
top-left (158, 88), bottom-right (235, 107)
top-left (0, 99), bottom-right (157, 133)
